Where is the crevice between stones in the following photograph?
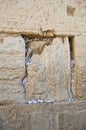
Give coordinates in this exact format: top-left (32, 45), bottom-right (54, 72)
top-left (68, 37), bottom-right (75, 101)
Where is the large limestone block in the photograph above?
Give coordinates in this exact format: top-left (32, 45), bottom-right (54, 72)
top-left (0, 0), bottom-right (86, 35)
top-left (27, 37), bottom-right (71, 101)
top-left (0, 101), bottom-right (86, 130)
top-left (74, 36), bottom-right (86, 100)
top-left (0, 34), bottom-right (25, 103)
top-left (57, 110), bottom-right (86, 130)
top-left (31, 113), bottom-right (52, 130)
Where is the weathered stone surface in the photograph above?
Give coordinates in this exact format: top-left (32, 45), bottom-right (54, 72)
top-left (27, 37), bottom-right (71, 101)
top-left (58, 110), bottom-right (86, 130)
top-left (0, 0), bottom-right (86, 129)
top-left (74, 36), bottom-right (86, 100)
top-left (0, 100), bottom-right (86, 130)
top-left (0, 0), bottom-right (86, 35)
top-left (0, 34), bottom-right (25, 103)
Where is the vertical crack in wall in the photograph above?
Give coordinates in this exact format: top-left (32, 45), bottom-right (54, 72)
top-left (21, 36), bottom-right (33, 104)
top-left (69, 37), bottom-right (75, 100)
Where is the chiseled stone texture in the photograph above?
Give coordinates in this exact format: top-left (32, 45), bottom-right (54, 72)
top-left (0, 0), bottom-right (86, 35)
top-left (74, 36), bottom-right (86, 100)
top-left (27, 37), bottom-right (71, 101)
top-left (0, 100), bottom-right (86, 130)
top-left (0, 34), bottom-right (25, 103)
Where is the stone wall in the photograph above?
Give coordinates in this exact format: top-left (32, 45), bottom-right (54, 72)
top-left (0, 0), bottom-right (86, 35)
top-left (0, 0), bottom-right (86, 130)
top-left (74, 36), bottom-right (86, 99)
top-left (0, 34), bottom-right (25, 104)
top-left (0, 101), bottom-right (86, 130)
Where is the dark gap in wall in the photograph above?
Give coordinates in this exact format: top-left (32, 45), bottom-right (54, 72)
top-left (67, 6), bottom-right (75, 16)
top-left (68, 37), bottom-right (75, 100)
top-left (21, 37), bottom-right (30, 103)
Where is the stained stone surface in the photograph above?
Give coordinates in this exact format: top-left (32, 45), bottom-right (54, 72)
top-left (0, 34), bottom-right (25, 103)
top-left (27, 37), bottom-right (71, 101)
top-left (0, 0), bottom-right (86, 129)
top-left (0, 100), bottom-right (86, 130)
top-left (74, 36), bottom-right (86, 100)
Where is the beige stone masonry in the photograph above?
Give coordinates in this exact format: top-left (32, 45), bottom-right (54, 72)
top-left (74, 36), bottom-right (86, 100)
top-left (0, 34), bottom-right (25, 103)
top-left (0, 0), bottom-right (86, 35)
top-left (0, 101), bottom-right (86, 130)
